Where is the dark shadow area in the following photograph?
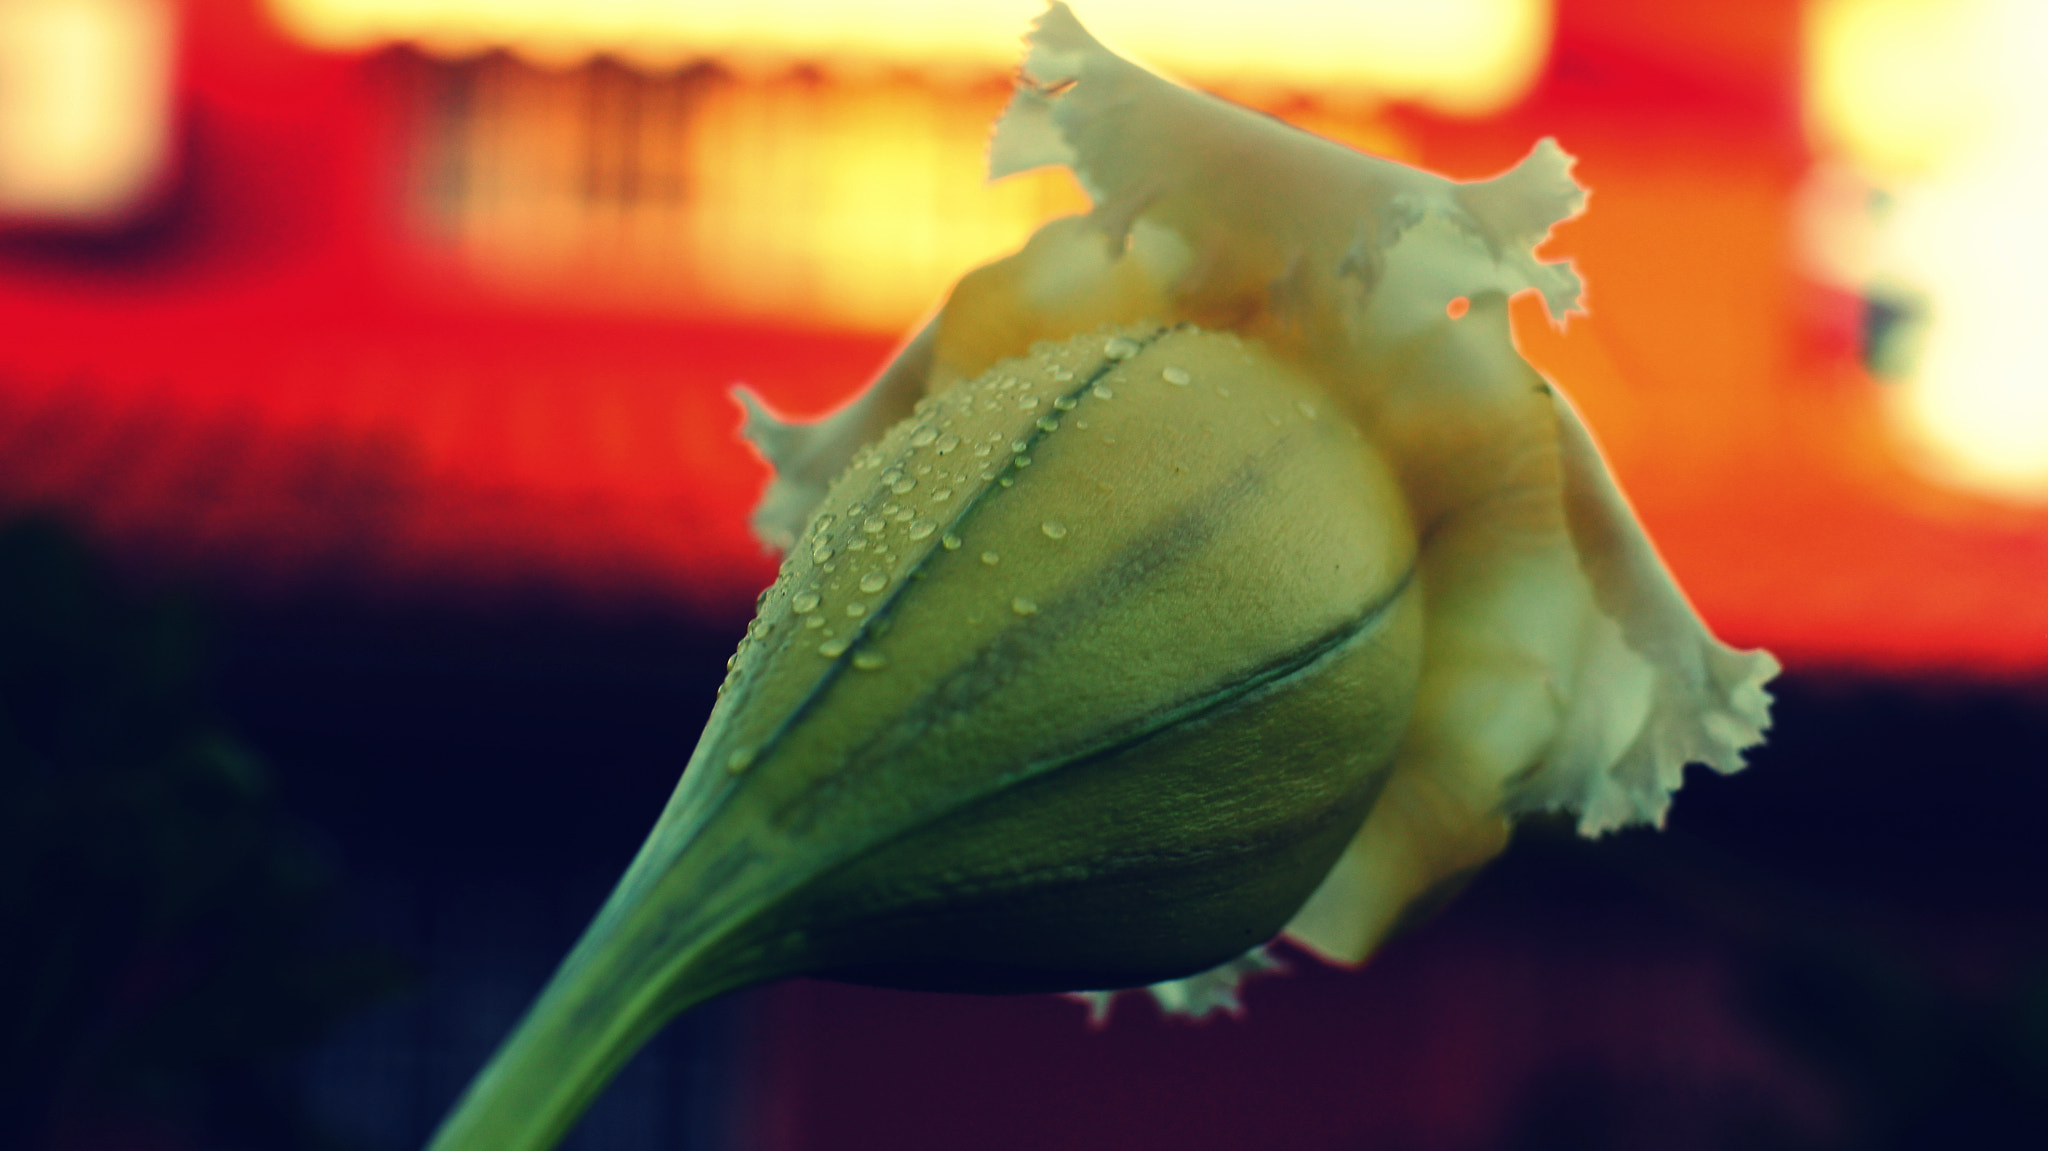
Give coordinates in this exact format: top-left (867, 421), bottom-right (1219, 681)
top-left (8, 513), bottom-right (2044, 1151)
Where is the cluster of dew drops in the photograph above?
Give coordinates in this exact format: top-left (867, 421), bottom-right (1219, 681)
top-left (715, 326), bottom-right (1323, 732)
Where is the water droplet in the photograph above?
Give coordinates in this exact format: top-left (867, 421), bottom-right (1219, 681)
top-left (805, 615), bottom-right (826, 629)
top-left (792, 591), bottom-right (820, 614)
top-left (848, 538), bottom-right (869, 552)
top-left (1017, 394), bottom-right (1040, 410)
top-left (1162, 366), bottom-right (1191, 386)
top-left (1042, 520), bottom-right (1068, 540)
top-left (859, 571), bottom-right (888, 593)
top-left (1014, 455), bottom-right (1032, 468)
top-left (812, 543), bottom-right (834, 562)
top-left (812, 513), bottom-right (836, 534)
top-left (1052, 394), bottom-right (1077, 411)
top-left (999, 476), bottom-right (1015, 487)
top-left (1104, 335), bottom-right (1140, 360)
top-left (1074, 419), bottom-right (1089, 430)
top-left (931, 487), bottom-right (953, 502)
top-left (1012, 596), bottom-right (1039, 616)
top-left (863, 517), bottom-right (886, 534)
top-left (907, 519), bottom-right (936, 540)
top-left (853, 650), bottom-right (889, 671)
top-left (846, 602), bottom-right (867, 617)
top-left (880, 468), bottom-right (903, 487)
top-left (935, 433), bottom-right (961, 454)
top-left (1297, 400), bottom-right (1318, 421)
top-left (981, 550), bottom-right (1001, 566)
top-left (726, 746), bottom-right (756, 774)
top-left (819, 637), bottom-right (849, 658)
top-left (1011, 439), bottom-right (1030, 454)
top-left (1051, 365), bottom-right (1075, 381)
top-left (941, 533), bottom-right (962, 550)
top-left (974, 442), bottom-right (994, 457)
top-left (891, 477), bottom-right (916, 494)
top-left (1092, 384), bottom-right (1114, 400)
top-left (911, 426), bottom-right (938, 447)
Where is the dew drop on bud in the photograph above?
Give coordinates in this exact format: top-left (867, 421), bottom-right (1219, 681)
top-left (1042, 520), bottom-right (1068, 540)
top-left (1104, 336), bottom-right (1140, 360)
top-left (981, 551), bottom-right (1001, 566)
top-left (792, 592), bottom-right (820, 614)
top-left (725, 746), bottom-right (756, 774)
top-left (1011, 596), bottom-right (1039, 616)
top-left (1162, 366), bottom-right (1191, 386)
top-left (852, 650), bottom-right (889, 671)
top-left (859, 571), bottom-right (889, 593)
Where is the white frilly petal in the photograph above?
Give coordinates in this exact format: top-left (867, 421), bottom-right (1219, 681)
top-left (1067, 945), bottom-right (1289, 1025)
top-left (990, 2), bottom-right (1585, 329)
top-left (741, 2), bottom-right (1778, 977)
top-left (1513, 391), bottom-right (1780, 834)
top-left (737, 319), bottom-right (937, 549)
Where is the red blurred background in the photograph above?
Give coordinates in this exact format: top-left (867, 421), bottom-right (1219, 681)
top-left (3, 0), bottom-right (2043, 674)
top-left (3, 3), bottom-right (2044, 1151)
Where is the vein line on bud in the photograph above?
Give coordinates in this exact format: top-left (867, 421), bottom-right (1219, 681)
top-left (735, 325), bottom-right (1174, 784)
top-left (759, 555), bottom-right (1416, 941)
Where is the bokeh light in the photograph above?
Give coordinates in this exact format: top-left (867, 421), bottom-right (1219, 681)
top-left (1806, 0), bottom-right (2048, 498)
top-left (0, 0), bottom-right (173, 219)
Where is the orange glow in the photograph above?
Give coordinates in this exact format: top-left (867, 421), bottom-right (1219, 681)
top-left (0, 0), bottom-right (2043, 679)
top-left (421, 62), bottom-right (1092, 332)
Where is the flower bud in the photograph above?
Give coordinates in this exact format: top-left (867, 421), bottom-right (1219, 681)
top-left (426, 7), bottom-right (1776, 1150)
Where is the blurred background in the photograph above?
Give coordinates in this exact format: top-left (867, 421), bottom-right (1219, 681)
top-left (0, 1), bottom-right (2043, 1149)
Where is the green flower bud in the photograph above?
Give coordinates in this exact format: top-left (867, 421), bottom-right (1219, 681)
top-left (425, 325), bottom-right (1423, 1151)
top-left (426, 7), bottom-right (1777, 1150)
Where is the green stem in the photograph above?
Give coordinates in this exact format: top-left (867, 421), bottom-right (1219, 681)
top-left (422, 816), bottom-right (781, 1151)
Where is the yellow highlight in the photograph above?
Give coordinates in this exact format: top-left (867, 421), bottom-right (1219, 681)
top-left (1806, 0), bottom-right (2048, 498)
top-left (0, 0), bottom-right (173, 220)
top-left (1806, 0), bottom-right (1998, 179)
top-left (268, 0), bottom-right (1552, 113)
